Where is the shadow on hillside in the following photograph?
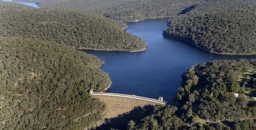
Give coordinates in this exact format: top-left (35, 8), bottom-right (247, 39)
top-left (178, 4), bottom-right (197, 15)
top-left (249, 90), bottom-right (256, 97)
top-left (95, 105), bottom-right (155, 130)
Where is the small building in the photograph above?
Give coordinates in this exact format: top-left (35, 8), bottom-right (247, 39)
top-left (234, 93), bottom-right (239, 98)
top-left (158, 96), bottom-right (163, 102)
top-left (252, 97), bottom-right (256, 101)
top-left (89, 89), bottom-right (93, 94)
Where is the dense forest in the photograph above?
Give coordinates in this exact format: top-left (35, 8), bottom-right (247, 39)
top-left (0, 36), bottom-right (112, 129)
top-left (174, 60), bottom-right (256, 127)
top-left (127, 60), bottom-right (256, 129)
top-left (163, 0), bottom-right (256, 55)
top-left (0, 2), bottom-right (146, 129)
top-left (25, 0), bottom-right (202, 21)
top-left (128, 105), bottom-right (186, 130)
top-left (0, 3), bottom-right (147, 52)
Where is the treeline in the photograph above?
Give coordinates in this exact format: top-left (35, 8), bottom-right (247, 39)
top-left (91, 0), bottom-right (200, 22)
top-left (0, 37), bottom-right (111, 129)
top-left (0, 4), bottom-right (147, 52)
top-left (26, 0), bottom-right (201, 22)
top-left (127, 60), bottom-right (256, 129)
top-left (163, 0), bottom-right (256, 55)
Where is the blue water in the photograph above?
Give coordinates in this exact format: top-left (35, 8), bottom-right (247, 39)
top-left (2, 0), bottom-right (39, 8)
top-left (16, 2), bottom-right (39, 8)
top-left (86, 18), bottom-right (256, 102)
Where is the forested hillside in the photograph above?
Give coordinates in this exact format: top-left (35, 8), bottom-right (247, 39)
top-left (0, 3), bottom-right (146, 52)
top-left (26, 0), bottom-right (201, 21)
top-left (128, 105), bottom-right (186, 129)
top-left (187, 0), bottom-right (256, 15)
top-left (163, 0), bottom-right (256, 55)
top-left (0, 2), bottom-right (146, 129)
top-left (0, 37), bottom-right (111, 129)
top-left (128, 60), bottom-right (256, 129)
top-left (163, 5), bottom-right (256, 55)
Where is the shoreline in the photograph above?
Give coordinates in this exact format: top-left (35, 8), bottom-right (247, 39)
top-left (163, 33), bottom-right (256, 56)
top-left (121, 26), bottom-right (128, 31)
top-left (126, 16), bottom-right (172, 23)
top-left (77, 47), bottom-right (146, 53)
top-left (104, 83), bottom-right (112, 92)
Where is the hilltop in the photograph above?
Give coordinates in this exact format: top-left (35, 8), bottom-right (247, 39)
top-left (0, 37), bottom-right (111, 129)
top-left (0, 3), bottom-right (147, 52)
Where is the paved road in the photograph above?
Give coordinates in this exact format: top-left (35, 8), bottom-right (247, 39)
top-left (91, 92), bottom-right (166, 105)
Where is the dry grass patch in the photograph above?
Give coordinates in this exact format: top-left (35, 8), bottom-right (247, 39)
top-left (92, 95), bottom-right (160, 119)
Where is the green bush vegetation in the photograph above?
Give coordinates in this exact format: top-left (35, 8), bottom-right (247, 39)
top-left (0, 37), bottom-right (111, 129)
top-left (0, 2), bottom-right (145, 129)
top-left (0, 3), bottom-right (146, 52)
top-left (174, 60), bottom-right (256, 122)
top-left (128, 105), bottom-right (186, 130)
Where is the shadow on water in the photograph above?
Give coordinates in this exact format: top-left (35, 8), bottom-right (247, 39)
top-left (95, 105), bottom-right (155, 130)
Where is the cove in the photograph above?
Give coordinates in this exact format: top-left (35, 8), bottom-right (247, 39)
top-left (86, 18), bottom-right (256, 102)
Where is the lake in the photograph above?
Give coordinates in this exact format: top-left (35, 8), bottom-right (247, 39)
top-left (3, 0), bottom-right (256, 102)
top-left (86, 18), bottom-right (256, 102)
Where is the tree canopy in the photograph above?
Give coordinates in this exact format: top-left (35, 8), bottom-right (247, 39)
top-left (163, 0), bottom-right (256, 55)
top-left (0, 37), bottom-right (112, 129)
top-left (0, 3), bottom-right (147, 52)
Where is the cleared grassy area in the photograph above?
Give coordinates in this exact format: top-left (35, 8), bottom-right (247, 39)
top-left (237, 68), bottom-right (256, 82)
top-left (92, 95), bottom-right (160, 119)
top-left (193, 116), bottom-right (207, 125)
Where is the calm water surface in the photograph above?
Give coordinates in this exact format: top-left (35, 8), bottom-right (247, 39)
top-left (87, 19), bottom-right (256, 102)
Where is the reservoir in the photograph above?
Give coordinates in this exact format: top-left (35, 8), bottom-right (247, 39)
top-left (4, 0), bottom-right (255, 102)
top-left (87, 18), bottom-right (256, 102)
